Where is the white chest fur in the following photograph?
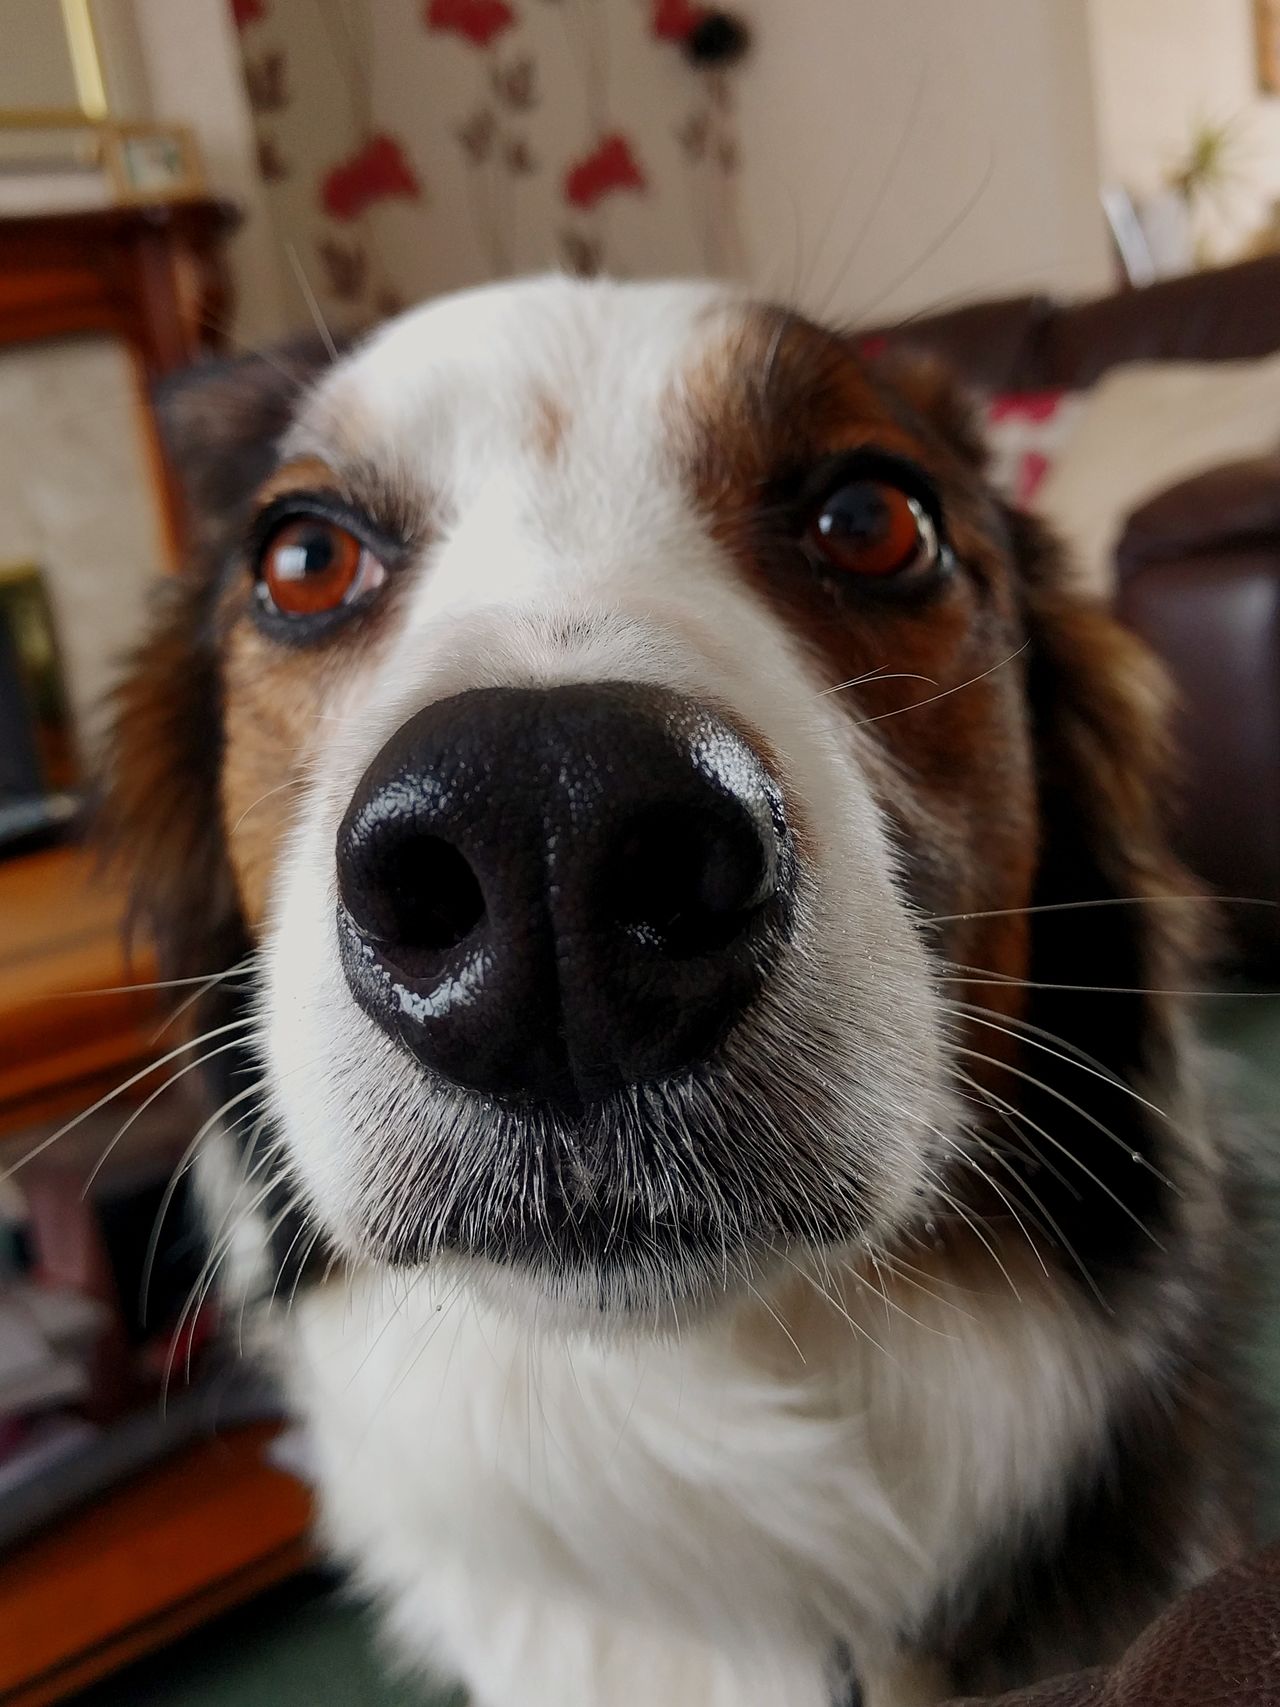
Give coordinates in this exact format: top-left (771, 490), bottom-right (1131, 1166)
top-left (283, 1256), bottom-right (1124, 1707)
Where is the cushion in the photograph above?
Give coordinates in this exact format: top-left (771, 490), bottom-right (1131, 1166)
top-left (1035, 351), bottom-right (1280, 597)
top-left (984, 390), bottom-right (1084, 508)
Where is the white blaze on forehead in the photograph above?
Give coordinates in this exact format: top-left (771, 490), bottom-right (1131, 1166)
top-left (300, 274), bottom-right (736, 504)
top-left (287, 274), bottom-right (773, 752)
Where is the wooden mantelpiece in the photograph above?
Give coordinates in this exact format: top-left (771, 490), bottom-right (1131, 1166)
top-left (0, 199), bottom-right (239, 553)
top-left (0, 200), bottom-right (238, 380)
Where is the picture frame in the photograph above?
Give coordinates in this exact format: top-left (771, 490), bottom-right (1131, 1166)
top-left (0, 563), bottom-right (78, 804)
top-left (101, 123), bottom-right (205, 205)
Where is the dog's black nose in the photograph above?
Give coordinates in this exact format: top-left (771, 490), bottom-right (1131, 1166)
top-left (336, 683), bottom-right (793, 1106)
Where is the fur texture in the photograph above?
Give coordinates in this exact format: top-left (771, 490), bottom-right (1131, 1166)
top-left (102, 278), bottom-right (1250, 1706)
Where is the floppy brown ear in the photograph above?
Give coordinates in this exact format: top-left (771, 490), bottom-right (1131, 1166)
top-left (100, 337), bottom-right (338, 979)
top-left (1003, 505), bottom-right (1204, 1276)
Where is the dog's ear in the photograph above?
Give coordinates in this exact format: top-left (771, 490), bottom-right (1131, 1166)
top-left (100, 338), bottom-right (337, 979)
top-left (1003, 505), bottom-right (1202, 1275)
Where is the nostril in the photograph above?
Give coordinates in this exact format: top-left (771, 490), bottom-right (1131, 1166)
top-left (346, 832), bottom-right (486, 966)
top-left (610, 802), bottom-right (778, 958)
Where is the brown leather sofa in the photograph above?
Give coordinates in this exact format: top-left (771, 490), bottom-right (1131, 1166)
top-left (877, 255), bottom-right (1280, 964)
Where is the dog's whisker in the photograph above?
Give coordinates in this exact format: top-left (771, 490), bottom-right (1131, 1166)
top-left (813, 47), bottom-right (933, 320)
top-left (864, 1247), bottom-right (980, 1319)
top-left (945, 1004), bottom-right (1174, 1129)
top-left (925, 894), bottom-right (1273, 926)
top-left (79, 1033), bottom-right (257, 1198)
top-left (954, 1051), bottom-right (1167, 1256)
top-left (946, 999), bottom-right (1169, 1106)
top-left (2, 1017), bottom-right (256, 1185)
top-left (768, 1244), bottom-right (901, 1365)
top-left (229, 778), bottom-right (306, 837)
top-left (910, 1160), bottom-right (1025, 1305)
top-left (736, 1257), bottom-right (809, 1366)
top-left (285, 241), bottom-right (340, 363)
top-left (950, 1075), bottom-right (1084, 1203)
top-left (851, 640), bottom-right (1030, 728)
top-left (140, 1082), bottom-right (268, 1324)
top-left (49, 960), bottom-right (254, 1001)
top-left (933, 1130), bottom-right (1052, 1281)
top-left (160, 1141), bottom-right (270, 1410)
top-left (819, 668), bottom-right (938, 700)
top-left (843, 1244), bottom-right (963, 1343)
top-left (941, 960), bottom-right (1278, 999)
top-left (949, 1075), bottom-right (1109, 1310)
top-left (954, 1043), bottom-right (1178, 1199)
top-left (150, 957), bottom-right (258, 1045)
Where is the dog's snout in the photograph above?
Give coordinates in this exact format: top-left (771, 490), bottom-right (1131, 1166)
top-left (336, 683), bottom-right (794, 1105)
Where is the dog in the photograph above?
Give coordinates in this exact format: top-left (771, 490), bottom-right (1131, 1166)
top-left (104, 277), bottom-right (1250, 1707)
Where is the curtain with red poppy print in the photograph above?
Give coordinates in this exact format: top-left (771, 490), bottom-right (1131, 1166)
top-left (231, 0), bottom-right (745, 328)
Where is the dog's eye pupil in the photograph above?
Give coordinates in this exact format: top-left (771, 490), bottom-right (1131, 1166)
top-left (258, 517), bottom-right (381, 618)
top-left (809, 481), bottom-right (936, 579)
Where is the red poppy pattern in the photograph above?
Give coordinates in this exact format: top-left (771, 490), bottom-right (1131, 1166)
top-left (322, 134), bottom-right (422, 221)
top-left (230, 0), bottom-right (744, 316)
top-left (564, 132), bottom-right (647, 210)
top-left (425, 0), bottom-right (518, 50)
top-left (229, 0), bottom-right (266, 28)
top-left (650, 0), bottom-right (708, 42)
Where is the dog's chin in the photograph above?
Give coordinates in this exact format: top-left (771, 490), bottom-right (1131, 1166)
top-left (405, 1242), bottom-right (778, 1335)
top-left (322, 1078), bottom-right (886, 1331)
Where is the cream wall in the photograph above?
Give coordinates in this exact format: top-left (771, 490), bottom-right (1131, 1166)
top-left (1087, 0), bottom-right (1280, 260)
top-left (737, 0), bottom-right (1113, 325)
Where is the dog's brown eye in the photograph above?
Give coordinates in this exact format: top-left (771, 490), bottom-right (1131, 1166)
top-left (258, 517), bottom-right (385, 617)
top-left (808, 481), bottom-right (938, 579)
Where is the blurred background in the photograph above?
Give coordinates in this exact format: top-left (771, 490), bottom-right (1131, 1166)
top-left (5, 2), bottom-right (1280, 1703)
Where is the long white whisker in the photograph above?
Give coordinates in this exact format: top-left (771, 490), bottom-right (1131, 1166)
top-left (852, 641), bottom-right (1030, 728)
top-left (139, 1082), bottom-right (267, 1321)
top-left (3, 1017), bottom-right (255, 1183)
top-left (80, 1033), bottom-right (254, 1197)
top-left (957, 1047), bottom-right (1172, 1241)
top-left (927, 894), bottom-right (1270, 926)
top-left (951, 1005), bottom-right (1173, 1128)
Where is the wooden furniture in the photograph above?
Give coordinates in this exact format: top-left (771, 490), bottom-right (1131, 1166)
top-left (0, 1422), bottom-right (313, 1707)
top-left (0, 199), bottom-right (239, 553)
top-left (0, 201), bottom-right (237, 380)
top-left (0, 842), bottom-right (315, 1700)
top-left (0, 200), bottom-right (308, 1706)
top-left (0, 842), bottom-right (157, 1141)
